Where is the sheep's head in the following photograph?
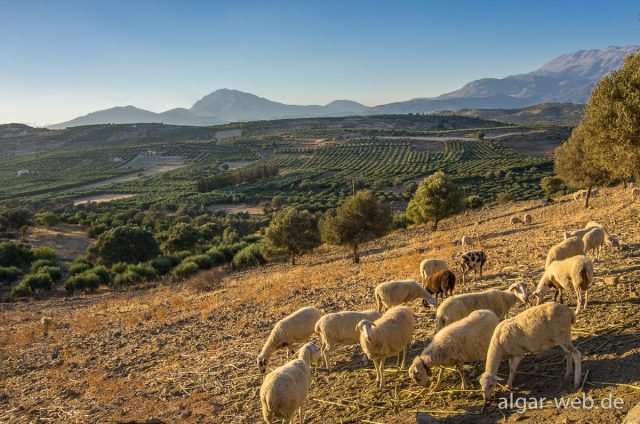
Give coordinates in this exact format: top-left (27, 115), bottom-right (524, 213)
top-left (563, 232), bottom-right (571, 240)
top-left (479, 372), bottom-right (502, 401)
top-left (355, 320), bottom-right (374, 343)
top-left (299, 342), bottom-right (321, 366)
top-left (421, 292), bottom-right (439, 308)
top-left (608, 235), bottom-right (620, 248)
top-left (257, 355), bottom-right (268, 374)
top-left (508, 281), bottom-right (529, 304)
top-left (408, 356), bottom-right (431, 387)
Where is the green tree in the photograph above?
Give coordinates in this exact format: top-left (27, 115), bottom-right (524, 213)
top-left (540, 176), bottom-right (565, 201)
top-left (265, 207), bottom-right (320, 265)
top-left (319, 191), bottom-right (391, 263)
top-left (406, 172), bottom-right (464, 229)
top-left (0, 208), bottom-right (33, 231)
top-left (161, 223), bottom-right (201, 253)
top-left (93, 226), bottom-right (160, 265)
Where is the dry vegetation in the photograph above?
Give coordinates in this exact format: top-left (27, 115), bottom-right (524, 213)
top-left (1, 188), bottom-right (639, 423)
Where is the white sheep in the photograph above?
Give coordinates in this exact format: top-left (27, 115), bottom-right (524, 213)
top-left (582, 227), bottom-right (618, 261)
top-left (435, 282), bottom-right (528, 331)
top-left (461, 235), bottom-right (474, 247)
top-left (545, 236), bottom-right (584, 269)
top-left (523, 213), bottom-right (532, 224)
top-left (374, 279), bottom-right (438, 313)
top-left (532, 255), bottom-right (593, 315)
top-left (260, 342), bottom-right (321, 424)
top-left (257, 306), bottom-right (322, 373)
top-left (409, 309), bottom-right (499, 391)
top-left (510, 216), bottom-right (524, 226)
top-left (314, 309), bottom-right (381, 370)
top-left (573, 189), bottom-right (587, 202)
top-left (479, 302), bottom-right (581, 400)
top-left (419, 259), bottom-right (448, 283)
top-left (356, 306), bottom-right (415, 388)
top-left (632, 187), bottom-right (640, 202)
top-left (41, 316), bottom-right (52, 337)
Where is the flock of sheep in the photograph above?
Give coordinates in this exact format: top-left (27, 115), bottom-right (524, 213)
top-left (256, 216), bottom-right (621, 423)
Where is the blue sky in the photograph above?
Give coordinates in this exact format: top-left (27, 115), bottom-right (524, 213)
top-left (1, 0), bottom-right (638, 125)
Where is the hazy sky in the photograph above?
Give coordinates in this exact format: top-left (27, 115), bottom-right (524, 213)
top-left (1, 0), bottom-right (639, 125)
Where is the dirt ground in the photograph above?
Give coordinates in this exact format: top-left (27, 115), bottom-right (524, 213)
top-left (25, 225), bottom-right (93, 264)
top-left (73, 194), bottom-right (135, 206)
top-left (1, 188), bottom-right (639, 423)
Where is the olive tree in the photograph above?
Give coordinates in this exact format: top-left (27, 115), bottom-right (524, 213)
top-left (406, 171), bottom-right (464, 229)
top-left (265, 207), bottom-right (320, 265)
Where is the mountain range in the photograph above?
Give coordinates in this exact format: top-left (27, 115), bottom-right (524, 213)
top-left (49, 45), bottom-right (638, 129)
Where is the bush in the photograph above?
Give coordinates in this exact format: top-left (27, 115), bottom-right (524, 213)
top-left (69, 262), bottom-right (91, 275)
top-left (32, 246), bottom-right (58, 261)
top-left (11, 280), bottom-right (33, 298)
top-left (174, 250), bottom-right (192, 260)
top-left (65, 271), bottom-right (101, 293)
top-left (205, 248), bottom-right (226, 266)
top-left (127, 263), bottom-right (158, 281)
top-left (496, 192), bottom-right (514, 204)
top-left (31, 259), bottom-right (57, 273)
top-left (112, 270), bottom-right (143, 287)
top-left (37, 265), bottom-right (62, 283)
top-left (392, 213), bottom-right (410, 230)
top-left (35, 212), bottom-right (59, 227)
top-left (232, 244), bottom-right (266, 271)
top-left (111, 262), bottom-right (128, 274)
top-left (464, 195), bottom-right (484, 209)
top-left (0, 240), bottom-right (34, 269)
top-left (0, 266), bottom-right (22, 282)
top-left (94, 226), bottom-right (160, 265)
top-left (91, 265), bottom-right (110, 285)
top-left (150, 256), bottom-right (179, 275)
top-left (172, 261), bottom-right (199, 279)
top-left (161, 223), bottom-right (201, 253)
top-left (23, 272), bottom-right (54, 291)
top-left (187, 254), bottom-right (214, 270)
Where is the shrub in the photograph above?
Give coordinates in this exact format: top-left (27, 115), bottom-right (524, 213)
top-left (35, 212), bottom-right (59, 227)
top-left (150, 256), bottom-right (179, 275)
top-left (496, 192), bottom-right (514, 204)
top-left (31, 259), bottom-right (57, 273)
top-left (161, 223), bottom-right (201, 253)
top-left (232, 244), bottom-right (266, 271)
top-left (37, 265), bottom-right (62, 283)
top-left (464, 195), bottom-right (484, 209)
top-left (32, 246), bottom-right (58, 261)
top-left (174, 250), bottom-right (192, 260)
top-left (94, 226), bottom-right (160, 265)
top-left (205, 248), bottom-right (226, 266)
top-left (0, 266), bottom-right (22, 282)
top-left (11, 280), bottom-right (33, 298)
top-left (111, 262), bottom-right (128, 274)
top-left (127, 263), bottom-right (158, 281)
top-left (187, 254), bottom-right (214, 270)
top-left (113, 270), bottom-right (143, 287)
top-left (91, 265), bottom-right (110, 285)
top-left (23, 273), bottom-right (54, 291)
top-left (69, 262), bottom-right (91, 275)
top-left (65, 271), bottom-right (101, 293)
top-left (0, 240), bottom-right (34, 269)
top-left (172, 261), bottom-right (199, 279)
top-left (392, 213), bottom-right (410, 230)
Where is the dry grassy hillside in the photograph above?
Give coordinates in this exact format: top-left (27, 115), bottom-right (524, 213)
top-left (1, 187), bottom-right (639, 423)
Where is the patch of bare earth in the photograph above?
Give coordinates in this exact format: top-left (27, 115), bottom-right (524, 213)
top-left (25, 225), bottom-right (92, 263)
top-left (1, 188), bottom-right (639, 423)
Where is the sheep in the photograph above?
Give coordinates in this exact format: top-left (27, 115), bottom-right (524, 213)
top-left (356, 306), bottom-right (415, 388)
top-left (374, 279), bottom-right (438, 313)
top-left (257, 307), bottom-right (322, 373)
top-left (424, 269), bottom-right (456, 300)
top-left (479, 302), bottom-right (581, 401)
top-left (523, 213), bottom-right (532, 224)
top-left (461, 235), bottom-right (474, 247)
top-left (409, 310), bottom-right (499, 391)
top-left (545, 236), bottom-right (584, 269)
top-left (632, 187), bottom-right (640, 202)
top-left (260, 342), bottom-right (321, 424)
top-left (460, 250), bottom-right (487, 285)
top-left (573, 189), bottom-right (587, 202)
top-left (419, 259), bottom-right (448, 283)
top-left (532, 255), bottom-right (593, 315)
top-left (435, 282), bottom-right (529, 331)
top-left (510, 216), bottom-right (524, 226)
top-left (314, 309), bottom-right (381, 370)
top-left (41, 316), bottom-right (52, 337)
top-left (582, 227), bottom-right (618, 261)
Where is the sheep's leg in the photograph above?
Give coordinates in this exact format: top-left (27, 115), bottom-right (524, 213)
top-left (378, 360), bottom-right (385, 389)
top-left (373, 359), bottom-right (380, 383)
top-left (561, 343), bottom-right (582, 387)
top-left (584, 290), bottom-right (588, 311)
top-left (559, 344), bottom-right (574, 380)
top-left (298, 405), bottom-right (303, 424)
top-left (575, 291), bottom-right (582, 315)
top-left (506, 356), bottom-right (523, 388)
top-left (431, 367), bottom-right (444, 392)
top-left (457, 361), bottom-right (466, 390)
top-left (400, 345), bottom-right (408, 369)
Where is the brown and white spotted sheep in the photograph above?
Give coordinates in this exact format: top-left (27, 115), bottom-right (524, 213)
top-left (460, 250), bottom-right (487, 285)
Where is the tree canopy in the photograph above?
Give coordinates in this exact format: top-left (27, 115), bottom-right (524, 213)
top-left (265, 207), bottom-right (320, 265)
top-left (406, 171), bottom-right (464, 229)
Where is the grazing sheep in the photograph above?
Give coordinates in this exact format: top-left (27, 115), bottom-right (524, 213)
top-left (409, 310), bottom-right (499, 391)
top-left (257, 307), bottom-right (322, 373)
top-left (545, 236), bottom-right (584, 269)
top-left (460, 250), bottom-right (487, 285)
top-left (461, 235), bottom-right (474, 247)
top-left (356, 306), bottom-right (415, 388)
top-left (260, 342), bottom-right (321, 424)
top-left (479, 303), bottom-right (581, 401)
top-left (41, 316), bottom-right (52, 337)
top-left (510, 216), bottom-right (525, 226)
top-left (424, 269), bottom-right (456, 300)
top-left (419, 259), bottom-right (448, 283)
top-left (573, 189), bottom-right (587, 202)
top-left (523, 213), bottom-right (532, 224)
top-left (582, 227), bottom-right (618, 260)
top-left (435, 282), bottom-right (529, 331)
top-left (533, 255), bottom-right (593, 315)
top-left (314, 309), bottom-right (381, 370)
top-left (632, 187), bottom-right (640, 202)
top-left (374, 279), bottom-right (438, 313)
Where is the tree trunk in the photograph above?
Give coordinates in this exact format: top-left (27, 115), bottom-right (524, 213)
top-left (584, 186), bottom-right (592, 208)
top-left (353, 244), bottom-right (360, 264)
top-left (432, 220), bottom-right (439, 231)
top-left (291, 254), bottom-right (296, 266)
top-left (623, 179), bottom-right (627, 189)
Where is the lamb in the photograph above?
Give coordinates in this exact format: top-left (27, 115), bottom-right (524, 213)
top-left (374, 279), bottom-right (438, 313)
top-left (41, 316), bottom-right (52, 337)
top-left (409, 310), bottom-right (499, 391)
top-left (424, 269), bottom-right (456, 300)
top-left (419, 259), bottom-right (448, 283)
top-left (356, 306), bottom-right (415, 388)
top-left (257, 306), bottom-right (322, 373)
top-left (510, 216), bottom-right (524, 226)
top-left (260, 342), bottom-right (321, 424)
top-left (461, 235), bottom-right (474, 247)
top-left (523, 213), bottom-right (532, 224)
top-left (532, 255), bottom-right (593, 315)
top-left (435, 282), bottom-right (529, 331)
top-left (460, 250), bottom-right (487, 284)
top-left (545, 236), bottom-right (584, 269)
top-left (632, 187), bottom-right (640, 202)
top-left (314, 309), bottom-right (381, 370)
top-left (479, 302), bottom-right (581, 401)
